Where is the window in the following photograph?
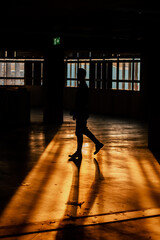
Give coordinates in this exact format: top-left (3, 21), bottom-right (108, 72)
top-left (0, 61), bottom-right (25, 86)
top-left (112, 62), bottom-right (117, 80)
top-left (116, 61), bottom-right (133, 90)
top-left (66, 62), bottom-right (78, 87)
top-left (65, 55), bottom-right (141, 91)
top-left (111, 59), bottom-right (140, 91)
top-left (65, 60), bottom-right (90, 87)
top-left (0, 51), bottom-right (44, 86)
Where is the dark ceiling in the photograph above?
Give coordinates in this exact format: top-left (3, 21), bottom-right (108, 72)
top-left (1, 1), bottom-right (160, 51)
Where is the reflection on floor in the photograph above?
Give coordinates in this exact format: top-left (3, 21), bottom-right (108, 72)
top-left (0, 111), bottom-right (160, 240)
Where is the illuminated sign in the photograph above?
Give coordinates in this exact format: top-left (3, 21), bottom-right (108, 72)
top-left (53, 37), bottom-right (60, 45)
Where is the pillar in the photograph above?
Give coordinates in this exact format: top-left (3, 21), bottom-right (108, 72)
top-left (43, 46), bottom-right (64, 124)
top-left (34, 62), bottom-right (41, 85)
top-left (25, 62), bottom-right (32, 85)
top-left (146, 37), bottom-right (160, 151)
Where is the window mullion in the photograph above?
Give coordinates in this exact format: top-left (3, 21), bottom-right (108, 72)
top-left (117, 58), bottom-right (119, 90)
top-left (132, 58), bottom-right (135, 91)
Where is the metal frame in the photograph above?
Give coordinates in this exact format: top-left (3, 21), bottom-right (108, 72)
top-left (0, 58), bottom-right (44, 86)
top-left (64, 56), bottom-right (141, 91)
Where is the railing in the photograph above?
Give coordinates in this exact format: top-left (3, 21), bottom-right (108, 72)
top-left (0, 58), bottom-right (44, 86)
top-left (64, 57), bottom-right (141, 91)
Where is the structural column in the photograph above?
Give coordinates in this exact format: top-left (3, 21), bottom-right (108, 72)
top-left (25, 62), bottom-right (32, 85)
top-left (34, 62), bottom-right (41, 85)
top-left (146, 38), bottom-right (160, 151)
top-left (43, 46), bottom-right (64, 124)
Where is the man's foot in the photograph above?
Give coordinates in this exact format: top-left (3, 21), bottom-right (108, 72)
top-left (94, 143), bottom-right (104, 155)
top-left (69, 151), bottom-right (82, 158)
top-left (68, 155), bottom-right (82, 168)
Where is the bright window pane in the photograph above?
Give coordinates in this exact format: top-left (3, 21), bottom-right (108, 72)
top-left (119, 82), bottom-right (131, 90)
top-left (119, 63), bottom-right (123, 80)
top-left (125, 62), bottom-right (132, 80)
top-left (6, 79), bottom-right (15, 85)
top-left (67, 62), bottom-right (77, 79)
top-left (15, 63), bottom-right (24, 77)
top-left (15, 79), bottom-right (24, 85)
top-left (125, 82), bottom-right (129, 90)
top-left (119, 82), bottom-right (123, 90)
top-left (86, 80), bottom-right (89, 87)
top-left (86, 63), bottom-right (90, 79)
top-left (71, 63), bottom-right (77, 78)
top-left (67, 63), bottom-right (71, 78)
top-left (112, 63), bottom-right (117, 80)
top-left (67, 80), bottom-right (70, 87)
top-left (71, 64), bottom-right (74, 78)
top-left (0, 63), bottom-right (6, 77)
top-left (112, 81), bottom-right (117, 89)
top-left (119, 62), bottom-right (132, 80)
top-left (134, 83), bottom-right (140, 91)
top-left (71, 80), bottom-right (75, 87)
top-left (0, 79), bottom-right (4, 85)
top-left (128, 82), bottom-right (132, 90)
top-left (134, 62), bottom-right (140, 81)
top-left (79, 63), bottom-right (85, 69)
top-left (6, 63), bottom-right (15, 77)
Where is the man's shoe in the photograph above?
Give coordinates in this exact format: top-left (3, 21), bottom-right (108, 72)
top-left (94, 143), bottom-right (104, 155)
top-left (69, 152), bottom-right (82, 158)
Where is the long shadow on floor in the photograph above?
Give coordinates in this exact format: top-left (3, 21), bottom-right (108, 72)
top-left (55, 157), bottom-right (104, 240)
top-left (0, 123), bottom-right (60, 215)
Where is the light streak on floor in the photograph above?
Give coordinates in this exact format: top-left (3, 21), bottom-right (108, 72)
top-left (0, 113), bottom-right (160, 239)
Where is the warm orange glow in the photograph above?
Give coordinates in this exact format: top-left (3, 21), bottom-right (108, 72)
top-left (0, 126), bottom-right (74, 227)
top-left (0, 119), bottom-right (160, 239)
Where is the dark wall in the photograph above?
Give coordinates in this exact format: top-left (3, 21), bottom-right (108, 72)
top-left (63, 87), bottom-right (144, 118)
top-left (146, 41), bottom-right (160, 150)
top-left (0, 87), bottom-right (30, 126)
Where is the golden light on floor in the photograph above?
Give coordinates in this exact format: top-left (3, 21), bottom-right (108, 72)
top-left (0, 126), bottom-right (74, 228)
top-left (126, 150), bottom-right (160, 209)
top-left (0, 119), bottom-right (160, 239)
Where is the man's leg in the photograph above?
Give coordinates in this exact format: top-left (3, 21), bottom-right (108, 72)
top-left (84, 127), bottom-right (104, 154)
top-left (69, 119), bottom-right (83, 158)
top-left (76, 133), bottom-right (83, 155)
top-left (83, 128), bottom-right (99, 144)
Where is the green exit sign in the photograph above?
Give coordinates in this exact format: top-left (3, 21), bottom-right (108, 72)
top-left (53, 37), bottom-right (61, 45)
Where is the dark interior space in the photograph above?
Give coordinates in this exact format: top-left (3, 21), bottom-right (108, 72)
top-left (0, 1), bottom-right (160, 239)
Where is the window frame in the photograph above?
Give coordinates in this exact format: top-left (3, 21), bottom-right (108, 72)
top-left (0, 56), bottom-right (44, 86)
top-left (64, 56), bottom-right (141, 91)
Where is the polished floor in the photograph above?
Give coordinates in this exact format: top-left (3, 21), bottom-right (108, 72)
top-left (0, 110), bottom-right (160, 240)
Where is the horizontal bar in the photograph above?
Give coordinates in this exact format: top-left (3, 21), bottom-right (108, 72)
top-left (0, 59), bottom-right (44, 62)
top-left (64, 59), bottom-right (140, 63)
top-left (0, 77), bottom-right (43, 79)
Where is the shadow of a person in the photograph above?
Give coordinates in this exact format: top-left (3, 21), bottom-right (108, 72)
top-left (55, 156), bottom-right (82, 240)
top-left (55, 158), bottom-right (104, 240)
top-left (68, 155), bottom-right (82, 170)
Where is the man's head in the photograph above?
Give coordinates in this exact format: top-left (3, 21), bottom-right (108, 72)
top-left (77, 68), bottom-right (86, 80)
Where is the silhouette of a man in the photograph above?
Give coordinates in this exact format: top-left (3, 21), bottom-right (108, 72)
top-left (70, 68), bottom-right (104, 158)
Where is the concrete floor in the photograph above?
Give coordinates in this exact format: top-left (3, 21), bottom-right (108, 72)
top-left (0, 111), bottom-right (160, 240)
